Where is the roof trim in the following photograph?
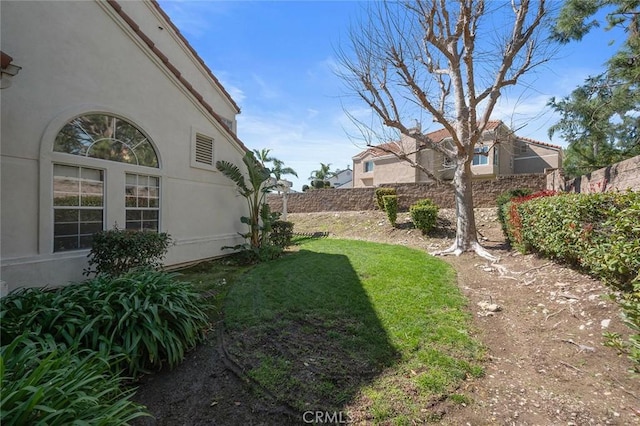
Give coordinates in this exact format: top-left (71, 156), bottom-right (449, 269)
top-left (517, 136), bottom-right (562, 150)
top-left (148, 1), bottom-right (240, 113)
top-left (105, 0), bottom-right (248, 153)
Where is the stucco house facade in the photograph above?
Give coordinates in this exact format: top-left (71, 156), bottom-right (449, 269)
top-left (352, 121), bottom-right (562, 188)
top-left (327, 168), bottom-right (353, 189)
top-left (1, 1), bottom-right (249, 293)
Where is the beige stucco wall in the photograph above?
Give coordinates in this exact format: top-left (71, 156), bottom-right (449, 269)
top-left (1, 1), bottom-right (247, 292)
top-left (514, 141), bottom-right (561, 174)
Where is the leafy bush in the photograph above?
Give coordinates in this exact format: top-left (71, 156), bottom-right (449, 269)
top-left (502, 190), bottom-right (557, 251)
top-left (1, 270), bottom-right (210, 377)
top-left (504, 191), bottom-right (639, 371)
top-left (410, 199), bottom-right (439, 234)
top-left (496, 188), bottom-right (533, 238)
top-left (1, 334), bottom-right (148, 425)
top-left (270, 220), bottom-right (294, 249)
top-left (510, 191), bottom-right (639, 291)
top-left (604, 283), bottom-right (640, 372)
top-left (85, 227), bottom-right (172, 277)
top-left (382, 194), bottom-right (398, 227)
top-left (375, 187), bottom-right (396, 210)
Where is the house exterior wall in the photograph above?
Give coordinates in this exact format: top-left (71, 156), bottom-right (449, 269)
top-left (513, 140), bottom-right (560, 174)
top-left (327, 169), bottom-right (352, 188)
top-left (373, 156), bottom-right (417, 185)
top-left (352, 123), bottom-right (561, 187)
top-left (1, 1), bottom-right (247, 292)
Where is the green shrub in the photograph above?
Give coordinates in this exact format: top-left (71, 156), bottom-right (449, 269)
top-left (496, 188), bottom-right (533, 238)
top-left (270, 220), bottom-right (294, 248)
top-left (382, 195), bottom-right (398, 227)
top-left (410, 199), bottom-right (439, 234)
top-left (1, 270), bottom-right (210, 377)
top-left (85, 227), bottom-right (172, 277)
top-left (1, 334), bottom-right (148, 425)
top-left (502, 190), bottom-right (558, 251)
top-left (512, 191), bottom-right (639, 291)
top-left (604, 284), bottom-right (640, 372)
top-left (504, 191), bottom-right (640, 371)
top-left (375, 187), bottom-right (396, 210)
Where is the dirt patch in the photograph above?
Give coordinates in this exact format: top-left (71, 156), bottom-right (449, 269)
top-left (134, 209), bottom-right (639, 425)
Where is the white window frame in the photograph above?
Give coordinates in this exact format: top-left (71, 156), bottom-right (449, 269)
top-left (52, 164), bottom-right (105, 252)
top-left (125, 173), bottom-right (161, 232)
top-left (40, 109), bottom-right (164, 255)
top-left (473, 146), bottom-right (489, 166)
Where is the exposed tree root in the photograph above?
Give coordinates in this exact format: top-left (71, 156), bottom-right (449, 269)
top-left (430, 241), bottom-right (499, 263)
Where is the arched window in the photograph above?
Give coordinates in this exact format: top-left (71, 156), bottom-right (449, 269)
top-left (54, 113), bottom-right (159, 167)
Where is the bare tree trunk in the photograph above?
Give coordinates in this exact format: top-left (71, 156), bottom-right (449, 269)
top-left (432, 155), bottom-right (498, 261)
top-left (453, 158), bottom-right (477, 251)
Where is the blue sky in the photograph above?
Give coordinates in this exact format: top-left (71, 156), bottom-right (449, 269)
top-left (158, 1), bottom-right (624, 191)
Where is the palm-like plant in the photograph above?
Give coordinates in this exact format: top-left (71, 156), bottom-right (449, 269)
top-left (252, 148), bottom-right (275, 167)
top-left (309, 162), bottom-right (333, 188)
top-left (271, 158), bottom-right (298, 181)
top-left (216, 152), bottom-right (277, 249)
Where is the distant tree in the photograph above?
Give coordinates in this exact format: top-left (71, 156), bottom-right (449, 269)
top-left (271, 158), bottom-right (298, 181)
top-left (309, 163), bottom-right (333, 189)
top-left (549, 0), bottom-right (640, 178)
top-left (336, 0), bottom-right (552, 260)
top-left (252, 148), bottom-right (275, 167)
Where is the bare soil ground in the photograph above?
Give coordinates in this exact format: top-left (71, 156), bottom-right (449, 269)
top-left (134, 209), bottom-right (639, 425)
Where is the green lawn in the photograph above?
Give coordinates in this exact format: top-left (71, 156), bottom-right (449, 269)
top-left (220, 238), bottom-right (483, 423)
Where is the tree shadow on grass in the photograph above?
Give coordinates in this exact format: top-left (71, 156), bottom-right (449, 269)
top-left (222, 248), bottom-right (400, 416)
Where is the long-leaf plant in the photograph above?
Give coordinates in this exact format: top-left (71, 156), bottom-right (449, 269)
top-left (216, 151), bottom-right (278, 253)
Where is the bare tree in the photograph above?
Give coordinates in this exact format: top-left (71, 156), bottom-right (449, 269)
top-left (337, 0), bottom-right (554, 261)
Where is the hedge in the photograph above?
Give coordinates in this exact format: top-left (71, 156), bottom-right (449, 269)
top-left (503, 191), bottom-right (639, 370)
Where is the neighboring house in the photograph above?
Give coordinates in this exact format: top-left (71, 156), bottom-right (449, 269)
top-left (327, 168), bottom-right (353, 189)
top-left (352, 121), bottom-right (562, 188)
top-left (0, 1), bottom-right (249, 293)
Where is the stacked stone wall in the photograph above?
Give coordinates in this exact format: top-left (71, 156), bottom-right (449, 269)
top-left (549, 155), bottom-right (640, 194)
top-left (268, 174), bottom-right (546, 213)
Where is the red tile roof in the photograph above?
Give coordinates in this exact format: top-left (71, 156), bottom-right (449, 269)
top-left (365, 142), bottom-right (403, 158)
top-left (106, 0), bottom-right (248, 153)
top-left (516, 135), bottom-right (562, 150)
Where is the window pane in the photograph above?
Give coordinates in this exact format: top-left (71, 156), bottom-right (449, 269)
top-left (80, 210), bottom-right (102, 222)
top-left (55, 209), bottom-right (79, 222)
top-left (126, 210), bottom-right (141, 221)
top-left (142, 221), bottom-right (158, 231)
top-left (81, 194), bottom-right (103, 207)
top-left (54, 223), bottom-right (78, 236)
top-left (79, 236), bottom-right (94, 250)
top-left (143, 210), bottom-right (159, 220)
top-left (54, 236), bottom-right (79, 252)
top-left (81, 168), bottom-right (103, 182)
top-left (80, 222), bottom-right (103, 235)
top-left (54, 114), bottom-right (159, 167)
top-left (54, 193), bottom-right (79, 206)
top-left (126, 221), bottom-right (142, 230)
top-left (125, 196), bottom-right (137, 207)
